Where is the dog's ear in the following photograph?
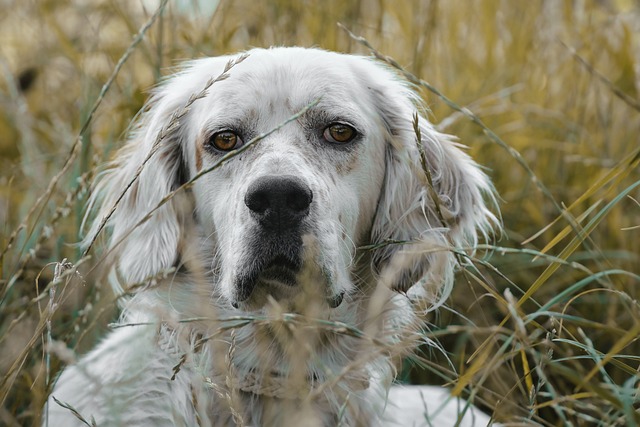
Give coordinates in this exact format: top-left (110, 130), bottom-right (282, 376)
top-left (368, 66), bottom-right (498, 307)
top-left (84, 74), bottom-right (197, 293)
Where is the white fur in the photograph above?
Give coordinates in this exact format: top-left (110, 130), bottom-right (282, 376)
top-left (45, 47), bottom-right (499, 426)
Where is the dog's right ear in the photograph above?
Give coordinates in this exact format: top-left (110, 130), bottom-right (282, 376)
top-left (83, 71), bottom-right (199, 293)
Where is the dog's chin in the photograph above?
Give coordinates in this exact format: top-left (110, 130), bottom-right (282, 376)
top-left (238, 283), bottom-right (298, 311)
top-left (253, 268), bottom-right (300, 302)
top-left (258, 262), bottom-right (299, 288)
top-left (231, 258), bottom-right (345, 311)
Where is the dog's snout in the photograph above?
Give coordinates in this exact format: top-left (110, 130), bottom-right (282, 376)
top-left (244, 175), bottom-right (312, 228)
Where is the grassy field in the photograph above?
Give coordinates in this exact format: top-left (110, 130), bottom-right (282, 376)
top-left (1, 0), bottom-right (639, 425)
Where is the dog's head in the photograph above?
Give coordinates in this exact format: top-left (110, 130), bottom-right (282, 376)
top-left (88, 47), bottom-right (496, 312)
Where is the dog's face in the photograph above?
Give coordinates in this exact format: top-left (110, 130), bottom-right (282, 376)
top-left (91, 47), bottom-right (496, 314)
top-left (185, 50), bottom-right (389, 308)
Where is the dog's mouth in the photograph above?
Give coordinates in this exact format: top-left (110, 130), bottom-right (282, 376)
top-left (231, 236), bottom-right (345, 309)
top-left (257, 255), bottom-right (299, 287)
top-left (234, 252), bottom-right (302, 305)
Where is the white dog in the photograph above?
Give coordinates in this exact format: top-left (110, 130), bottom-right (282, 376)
top-left (45, 47), bottom-right (498, 426)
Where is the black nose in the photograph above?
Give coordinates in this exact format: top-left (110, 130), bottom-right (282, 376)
top-left (244, 175), bottom-right (313, 229)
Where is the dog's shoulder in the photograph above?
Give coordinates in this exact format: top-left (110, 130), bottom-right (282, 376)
top-left (44, 324), bottom-right (199, 426)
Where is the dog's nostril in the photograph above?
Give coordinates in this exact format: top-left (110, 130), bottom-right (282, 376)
top-left (245, 189), bottom-right (270, 214)
top-left (286, 186), bottom-right (313, 212)
top-left (244, 175), bottom-right (312, 227)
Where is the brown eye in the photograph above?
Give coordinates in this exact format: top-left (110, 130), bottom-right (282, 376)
top-left (323, 123), bottom-right (357, 144)
top-left (210, 131), bottom-right (241, 151)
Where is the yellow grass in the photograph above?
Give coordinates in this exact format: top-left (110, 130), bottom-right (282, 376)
top-left (1, 0), bottom-right (639, 425)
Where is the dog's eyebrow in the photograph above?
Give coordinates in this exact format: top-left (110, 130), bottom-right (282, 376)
top-left (200, 110), bottom-right (256, 133)
top-left (301, 104), bottom-right (365, 132)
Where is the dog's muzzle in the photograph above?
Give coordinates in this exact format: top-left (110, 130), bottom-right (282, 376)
top-left (232, 175), bottom-right (313, 306)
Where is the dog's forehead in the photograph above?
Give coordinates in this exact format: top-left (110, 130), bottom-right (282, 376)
top-left (202, 49), bottom-right (372, 115)
top-left (235, 48), bottom-right (363, 87)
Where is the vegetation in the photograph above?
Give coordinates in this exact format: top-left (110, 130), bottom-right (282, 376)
top-left (1, 0), bottom-right (639, 425)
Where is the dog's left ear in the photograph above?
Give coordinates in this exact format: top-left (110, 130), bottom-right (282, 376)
top-left (367, 66), bottom-right (498, 305)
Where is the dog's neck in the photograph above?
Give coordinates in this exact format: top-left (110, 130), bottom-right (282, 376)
top-left (127, 272), bottom-right (412, 426)
top-left (209, 353), bottom-right (385, 427)
top-left (138, 302), bottom-right (393, 426)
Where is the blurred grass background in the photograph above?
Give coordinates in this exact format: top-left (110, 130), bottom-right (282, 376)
top-left (1, 0), bottom-right (639, 425)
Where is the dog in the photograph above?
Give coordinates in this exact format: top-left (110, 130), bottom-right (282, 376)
top-left (44, 47), bottom-right (498, 426)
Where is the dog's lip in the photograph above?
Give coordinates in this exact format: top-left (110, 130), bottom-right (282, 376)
top-left (265, 255), bottom-right (299, 271)
top-left (232, 254), bottom-right (302, 305)
top-left (258, 256), bottom-right (299, 287)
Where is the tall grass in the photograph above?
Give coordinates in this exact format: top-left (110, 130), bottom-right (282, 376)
top-left (0, 0), bottom-right (638, 425)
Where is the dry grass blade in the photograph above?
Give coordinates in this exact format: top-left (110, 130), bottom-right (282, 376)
top-left (562, 42), bottom-right (640, 113)
top-left (3, 174), bottom-right (91, 298)
top-left (50, 396), bottom-right (96, 427)
top-left (412, 112), bottom-right (448, 230)
top-left (518, 180), bottom-right (640, 307)
top-left (523, 147), bottom-right (640, 246)
top-left (0, 0), bottom-right (170, 265)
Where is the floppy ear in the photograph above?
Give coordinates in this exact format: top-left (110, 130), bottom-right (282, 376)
top-left (84, 75), bottom-right (196, 293)
top-left (368, 68), bottom-right (498, 307)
